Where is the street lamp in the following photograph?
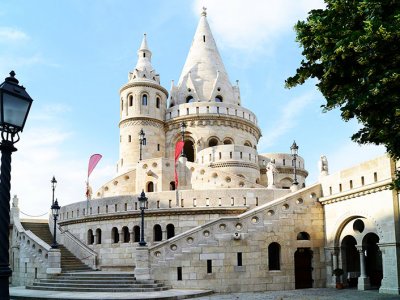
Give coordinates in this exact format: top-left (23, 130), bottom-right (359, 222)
top-left (290, 140), bottom-right (299, 186)
top-left (51, 199), bottom-right (61, 249)
top-left (51, 176), bottom-right (57, 205)
top-left (0, 71), bottom-right (33, 298)
top-left (180, 121), bottom-right (186, 157)
top-left (139, 129), bottom-right (146, 161)
top-left (138, 190), bottom-right (147, 246)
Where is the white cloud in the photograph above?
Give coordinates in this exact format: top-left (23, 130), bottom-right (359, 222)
top-left (259, 91), bottom-right (316, 149)
top-left (0, 27), bottom-right (29, 42)
top-left (10, 104), bottom-right (115, 219)
top-left (193, 0), bottom-right (325, 51)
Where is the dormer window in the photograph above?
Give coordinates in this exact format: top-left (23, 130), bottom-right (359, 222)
top-left (186, 95), bottom-right (195, 103)
top-left (215, 95), bottom-right (223, 102)
top-left (142, 94), bottom-right (148, 106)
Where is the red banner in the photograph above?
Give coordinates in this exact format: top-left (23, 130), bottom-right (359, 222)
top-left (88, 154), bottom-right (102, 178)
top-left (174, 141), bottom-right (184, 187)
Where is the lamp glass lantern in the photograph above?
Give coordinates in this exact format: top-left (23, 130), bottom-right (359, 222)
top-left (51, 176), bottom-right (57, 188)
top-left (0, 71), bottom-right (33, 135)
top-left (290, 141), bottom-right (298, 156)
top-left (180, 121), bottom-right (186, 135)
top-left (138, 191), bottom-right (147, 209)
top-left (51, 199), bottom-right (60, 216)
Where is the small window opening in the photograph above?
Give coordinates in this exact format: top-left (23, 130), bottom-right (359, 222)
top-left (129, 95), bottom-right (133, 107)
top-left (203, 35), bottom-right (206, 42)
top-left (207, 260), bottom-right (212, 274)
top-left (339, 184), bottom-right (342, 192)
top-left (374, 172), bottom-right (378, 182)
top-left (237, 252), bottom-right (243, 266)
top-left (142, 94), bottom-right (148, 106)
top-left (156, 97), bottom-right (160, 108)
top-left (157, 144), bottom-right (160, 151)
top-left (350, 180), bottom-right (353, 189)
top-left (361, 176), bottom-right (365, 186)
top-left (143, 52), bottom-right (146, 58)
top-left (177, 267), bottom-right (182, 281)
top-left (283, 159), bottom-right (286, 166)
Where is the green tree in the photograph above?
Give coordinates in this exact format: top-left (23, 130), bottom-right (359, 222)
top-left (286, 0), bottom-right (400, 188)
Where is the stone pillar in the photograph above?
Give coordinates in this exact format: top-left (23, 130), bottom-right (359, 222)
top-left (378, 242), bottom-right (400, 294)
top-left (93, 234), bottom-right (97, 245)
top-left (119, 232), bottom-right (124, 243)
top-left (135, 246), bottom-right (152, 280)
top-left (46, 248), bottom-right (61, 274)
top-left (357, 246), bottom-right (370, 290)
top-left (130, 232), bottom-right (134, 243)
top-left (162, 230), bottom-right (167, 241)
top-left (332, 247), bottom-right (339, 286)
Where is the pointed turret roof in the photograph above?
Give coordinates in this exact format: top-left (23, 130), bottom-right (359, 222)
top-left (173, 8), bottom-right (238, 104)
top-left (128, 34), bottom-right (160, 84)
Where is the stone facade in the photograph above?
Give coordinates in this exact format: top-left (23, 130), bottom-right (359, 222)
top-left (9, 9), bottom-right (400, 295)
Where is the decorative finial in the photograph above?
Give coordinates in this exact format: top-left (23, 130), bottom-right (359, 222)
top-left (201, 6), bottom-right (207, 17)
top-left (5, 70), bottom-right (19, 84)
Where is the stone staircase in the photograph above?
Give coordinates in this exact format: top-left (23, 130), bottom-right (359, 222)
top-left (26, 272), bottom-right (170, 292)
top-left (22, 222), bottom-right (92, 272)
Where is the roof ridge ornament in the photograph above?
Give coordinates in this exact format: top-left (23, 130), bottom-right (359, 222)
top-left (201, 7), bottom-right (207, 17)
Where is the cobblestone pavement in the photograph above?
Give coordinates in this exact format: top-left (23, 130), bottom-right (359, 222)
top-left (189, 288), bottom-right (400, 300)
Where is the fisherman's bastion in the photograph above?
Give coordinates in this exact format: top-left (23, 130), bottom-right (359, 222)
top-left (8, 9), bottom-right (400, 296)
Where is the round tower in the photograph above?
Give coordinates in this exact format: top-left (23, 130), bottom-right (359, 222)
top-left (118, 34), bottom-right (168, 174)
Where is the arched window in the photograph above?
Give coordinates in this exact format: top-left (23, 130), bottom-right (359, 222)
top-left (268, 242), bottom-right (281, 270)
top-left (297, 232), bottom-right (310, 240)
top-left (244, 141), bottom-right (252, 147)
top-left (153, 224), bottom-right (162, 242)
top-left (147, 182), bottom-right (154, 192)
top-left (215, 95), bottom-right (223, 102)
top-left (96, 228), bottom-right (102, 244)
top-left (121, 99), bottom-right (123, 111)
top-left (111, 227), bottom-right (119, 243)
top-left (87, 229), bottom-right (94, 245)
top-left (223, 139), bottom-right (233, 145)
top-left (129, 95), bottom-right (133, 107)
top-left (208, 138), bottom-right (218, 147)
top-left (170, 181), bottom-right (176, 191)
top-left (122, 226), bottom-right (130, 243)
top-left (142, 94), bottom-right (148, 106)
top-left (186, 95), bottom-right (195, 103)
top-left (133, 226), bottom-right (140, 242)
top-left (166, 224), bottom-right (175, 239)
top-left (156, 97), bottom-right (160, 108)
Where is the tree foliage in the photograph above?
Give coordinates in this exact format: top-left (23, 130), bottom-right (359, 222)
top-left (286, 0), bottom-right (400, 188)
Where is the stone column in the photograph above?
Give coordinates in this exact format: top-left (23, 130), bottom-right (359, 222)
top-left (46, 248), bottom-right (61, 274)
top-left (135, 246), bottom-right (152, 280)
top-left (332, 247), bottom-right (339, 286)
top-left (119, 232), bottom-right (124, 244)
top-left (378, 242), bottom-right (400, 294)
top-left (93, 234), bottom-right (97, 245)
top-left (162, 230), bottom-right (167, 241)
top-left (130, 232), bottom-right (134, 243)
top-left (356, 246), bottom-right (370, 290)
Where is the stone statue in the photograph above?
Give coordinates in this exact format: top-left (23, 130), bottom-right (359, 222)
top-left (266, 160), bottom-right (278, 188)
top-left (319, 155), bottom-right (329, 176)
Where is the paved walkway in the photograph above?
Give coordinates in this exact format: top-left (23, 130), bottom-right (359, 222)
top-left (189, 288), bottom-right (400, 299)
top-left (10, 287), bottom-right (400, 300)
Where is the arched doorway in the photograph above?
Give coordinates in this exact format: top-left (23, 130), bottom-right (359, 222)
top-left (363, 233), bottom-right (382, 288)
top-left (341, 235), bottom-right (359, 287)
top-left (183, 140), bottom-right (195, 162)
top-left (166, 224), bottom-right (175, 239)
top-left (153, 224), bottom-right (162, 242)
top-left (147, 181), bottom-right (154, 192)
top-left (295, 248), bottom-right (313, 289)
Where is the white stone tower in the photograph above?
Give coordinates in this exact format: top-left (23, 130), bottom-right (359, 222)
top-left (118, 34), bottom-right (168, 174)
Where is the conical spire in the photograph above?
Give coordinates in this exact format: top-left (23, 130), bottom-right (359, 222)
top-left (173, 8), bottom-right (238, 105)
top-left (128, 34), bottom-right (160, 84)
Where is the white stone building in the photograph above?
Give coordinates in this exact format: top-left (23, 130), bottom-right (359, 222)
top-left (9, 9), bottom-right (400, 295)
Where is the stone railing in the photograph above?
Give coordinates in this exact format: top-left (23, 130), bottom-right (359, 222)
top-left (60, 228), bottom-right (98, 269)
top-left (196, 145), bottom-right (259, 165)
top-left (148, 183), bottom-right (322, 262)
top-left (165, 102), bottom-right (258, 125)
top-left (10, 197), bottom-right (61, 286)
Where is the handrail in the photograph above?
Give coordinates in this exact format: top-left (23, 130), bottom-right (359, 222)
top-left (60, 228), bottom-right (98, 269)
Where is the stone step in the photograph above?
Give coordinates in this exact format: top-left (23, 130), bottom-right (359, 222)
top-left (26, 286), bottom-right (170, 292)
top-left (32, 282), bottom-right (165, 288)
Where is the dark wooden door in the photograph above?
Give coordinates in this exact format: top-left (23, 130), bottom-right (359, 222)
top-left (295, 248), bottom-right (313, 289)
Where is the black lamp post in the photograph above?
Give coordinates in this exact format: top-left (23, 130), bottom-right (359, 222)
top-left (138, 191), bottom-right (147, 246)
top-left (180, 121), bottom-right (186, 157)
top-left (290, 140), bottom-right (299, 186)
top-left (139, 129), bottom-right (146, 161)
top-left (51, 176), bottom-right (57, 206)
top-left (0, 71), bottom-right (33, 299)
top-left (51, 199), bottom-right (61, 249)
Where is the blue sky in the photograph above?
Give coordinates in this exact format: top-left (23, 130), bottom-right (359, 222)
top-left (0, 0), bottom-right (385, 217)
